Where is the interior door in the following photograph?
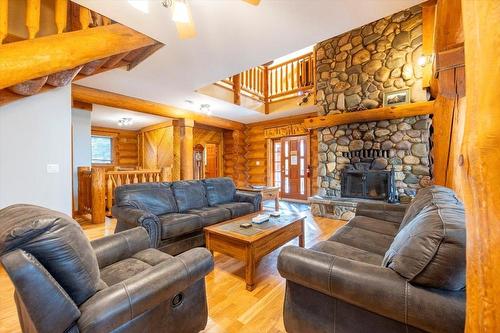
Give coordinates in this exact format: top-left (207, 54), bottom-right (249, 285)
top-left (279, 135), bottom-right (308, 200)
top-left (205, 143), bottom-right (219, 178)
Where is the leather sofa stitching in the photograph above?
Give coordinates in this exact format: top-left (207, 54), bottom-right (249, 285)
top-left (122, 282), bottom-right (134, 319)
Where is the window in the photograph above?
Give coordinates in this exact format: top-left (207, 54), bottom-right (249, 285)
top-left (91, 136), bottom-right (113, 164)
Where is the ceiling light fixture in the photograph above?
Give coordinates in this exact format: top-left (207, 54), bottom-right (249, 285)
top-left (162, 0), bottom-right (190, 23)
top-left (118, 118), bottom-right (133, 127)
top-left (200, 104), bottom-right (211, 115)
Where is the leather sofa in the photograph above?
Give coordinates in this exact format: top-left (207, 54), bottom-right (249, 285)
top-left (278, 185), bottom-right (465, 333)
top-left (112, 177), bottom-right (262, 255)
top-left (0, 204), bottom-right (213, 333)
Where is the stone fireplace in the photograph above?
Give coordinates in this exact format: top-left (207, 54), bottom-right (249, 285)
top-left (318, 116), bottom-right (432, 201)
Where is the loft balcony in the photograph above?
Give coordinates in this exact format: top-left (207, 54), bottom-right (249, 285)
top-left (198, 51), bottom-right (316, 114)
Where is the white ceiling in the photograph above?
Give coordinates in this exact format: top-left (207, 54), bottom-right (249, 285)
top-left (91, 105), bottom-right (170, 130)
top-left (74, 0), bottom-right (422, 124)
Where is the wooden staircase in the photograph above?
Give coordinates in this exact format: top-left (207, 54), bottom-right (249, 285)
top-left (0, 0), bottom-right (163, 106)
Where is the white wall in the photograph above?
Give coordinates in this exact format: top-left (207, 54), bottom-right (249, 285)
top-left (72, 108), bottom-right (92, 211)
top-left (0, 86), bottom-right (73, 215)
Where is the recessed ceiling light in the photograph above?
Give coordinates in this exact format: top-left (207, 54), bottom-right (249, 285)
top-left (200, 104), bottom-right (211, 115)
top-left (184, 99), bottom-right (194, 104)
top-left (118, 118), bottom-right (133, 127)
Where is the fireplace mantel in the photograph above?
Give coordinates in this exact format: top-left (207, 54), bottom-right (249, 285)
top-left (303, 101), bottom-right (435, 129)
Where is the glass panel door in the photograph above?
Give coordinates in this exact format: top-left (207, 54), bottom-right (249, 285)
top-left (279, 135), bottom-right (309, 200)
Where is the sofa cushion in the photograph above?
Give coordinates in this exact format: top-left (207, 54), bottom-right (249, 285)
top-left (347, 216), bottom-right (400, 237)
top-left (159, 213), bottom-right (203, 240)
top-left (382, 196), bottom-right (466, 291)
top-left (172, 181), bottom-right (209, 212)
top-left (328, 225), bottom-right (394, 256)
top-left (203, 177), bottom-right (236, 206)
top-left (216, 202), bottom-right (254, 218)
top-left (399, 185), bottom-right (456, 231)
top-left (0, 204), bottom-right (100, 306)
top-left (115, 182), bottom-right (178, 216)
top-left (186, 207), bottom-right (231, 226)
top-left (311, 241), bottom-right (384, 266)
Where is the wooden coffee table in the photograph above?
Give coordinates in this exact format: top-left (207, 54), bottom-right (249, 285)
top-left (204, 211), bottom-right (305, 291)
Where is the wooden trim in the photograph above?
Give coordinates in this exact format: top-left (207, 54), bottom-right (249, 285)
top-left (0, 24), bottom-right (157, 89)
top-left (303, 101), bottom-right (435, 129)
top-left (72, 100), bottom-right (92, 111)
top-left (73, 84), bottom-right (245, 131)
top-left (247, 112), bottom-right (317, 127)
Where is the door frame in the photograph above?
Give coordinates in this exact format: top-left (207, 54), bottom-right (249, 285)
top-left (266, 134), bottom-right (311, 201)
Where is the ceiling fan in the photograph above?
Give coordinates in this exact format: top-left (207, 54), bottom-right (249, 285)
top-left (162, 0), bottom-right (261, 40)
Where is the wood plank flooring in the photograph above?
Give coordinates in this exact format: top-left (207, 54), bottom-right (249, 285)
top-left (0, 202), bottom-right (345, 333)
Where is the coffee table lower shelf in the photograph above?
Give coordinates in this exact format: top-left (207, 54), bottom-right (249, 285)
top-left (204, 214), bottom-right (305, 291)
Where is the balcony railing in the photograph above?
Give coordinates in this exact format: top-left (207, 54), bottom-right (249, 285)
top-left (218, 52), bottom-right (315, 113)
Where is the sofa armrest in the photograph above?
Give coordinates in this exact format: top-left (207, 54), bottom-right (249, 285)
top-left (78, 248), bottom-right (214, 333)
top-left (111, 205), bottom-right (161, 248)
top-left (91, 228), bottom-right (151, 269)
top-left (277, 246), bottom-right (465, 333)
top-left (355, 202), bottom-right (408, 224)
top-left (234, 190), bottom-right (262, 211)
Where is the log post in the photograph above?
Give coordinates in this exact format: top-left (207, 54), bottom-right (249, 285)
top-left (91, 167), bottom-right (106, 224)
top-left (0, 0), bottom-right (7, 44)
top-left (106, 174), bottom-right (113, 216)
top-left (77, 166), bottom-right (90, 215)
top-left (161, 166), bottom-right (171, 181)
top-left (461, 0), bottom-right (500, 330)
top-left (55, 0), bottom-right (68, 34)
top-left (179, 119), bottom-right (195, 180)
top-left (233, 73), bottom-right (241, 105)
top-left (263, 66), bottom-right (270, 114)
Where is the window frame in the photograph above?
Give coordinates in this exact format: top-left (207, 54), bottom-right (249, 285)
top-left (91, 134), bottom-right (115, 166)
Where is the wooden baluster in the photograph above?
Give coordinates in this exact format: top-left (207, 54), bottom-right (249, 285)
top-left (141, 173), bottom-right (146, 183)
top-left (148, 173), bottom-right (153, 182)
top-left (116, 174), bottom-right (122, 186)
top-left (125, 174), bottom-right (130, 184)
top-left (91, 168), bottom-right (106, 224)
top-left (26, 0), bottom-right (41, 39)
top-left (79, 7), bottom-right (91, 30)
top-left (91, 11), bottom-right (103, 27)
top-left (263, 66), bottom-right (269, 114)
top-left (285, 63), bottom-right (289, 92)
top-left (155, 173), bottom-right (160, 182)
top-left (133, 173), bottom-right (138, 183)
top-left (0, 0), bottom-right (7, 44)
top-left (54, 0), bottom-right (68, 34)
top-left (106, 175), bottom-right (113, 216)
top-left (102, 16), bottom-right (111, 25)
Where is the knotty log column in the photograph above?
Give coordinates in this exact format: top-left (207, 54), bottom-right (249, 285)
top-left (461, 0), bottom-right (500, 330)
top-left (179, 119), bottom-right (194, 180)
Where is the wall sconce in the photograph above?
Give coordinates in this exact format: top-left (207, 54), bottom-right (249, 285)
top-left (418, 54), bottom-right (434, 67)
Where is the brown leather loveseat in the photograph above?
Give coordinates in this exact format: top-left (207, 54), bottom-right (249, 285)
top-left (278, 185), bottom-right (465, 333)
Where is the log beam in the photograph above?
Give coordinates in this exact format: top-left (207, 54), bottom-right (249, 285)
top-left (303, 101), bottom-right (435, 129)
top-left (72, 84), bottom-right (245, 131)
top-left (0, 23), bottom-right (156, 89)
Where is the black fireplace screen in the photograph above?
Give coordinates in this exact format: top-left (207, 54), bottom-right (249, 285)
top-left (341, 168), bottom-right (397, 202)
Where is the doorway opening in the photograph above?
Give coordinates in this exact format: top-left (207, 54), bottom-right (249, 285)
top-left (272, 135), bottom-right (309, 201)
top-left (205, 143), bottom-right (219, 178)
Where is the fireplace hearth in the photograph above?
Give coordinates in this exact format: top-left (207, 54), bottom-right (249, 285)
top-left (341, 163), bottom-right (397, 202)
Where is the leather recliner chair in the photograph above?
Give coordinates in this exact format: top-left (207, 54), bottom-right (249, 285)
top-left (0, 204), bottom-right (214, 333)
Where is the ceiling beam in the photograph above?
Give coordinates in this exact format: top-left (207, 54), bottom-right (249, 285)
top-left (0, 24), bottom-right (157, 89)
top-left (72, 84), bottom-right (245, 131)
top-left (303, 101), bottom-right (435, 129)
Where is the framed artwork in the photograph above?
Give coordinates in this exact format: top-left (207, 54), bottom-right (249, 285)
top-left (383, 88), bottom-right (410, 107)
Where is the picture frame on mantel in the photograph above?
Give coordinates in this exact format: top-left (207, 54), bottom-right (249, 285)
top-left (383, 88), bottom-right (411, 107)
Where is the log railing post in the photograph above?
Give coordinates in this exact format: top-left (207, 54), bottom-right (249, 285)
top-left (91, 167), bottom-right (106, 224)
top-left (106, 174), bottom-right (113, 216)
top-left (233, 73), bottom-right (241, 105)
top-left (26, 0), bottom-right (41, 39)
top-left (55, 0), bottom-right (68, 34)
top-left (161, 167), bottom-right (171, 181)
top-left (263, 66), bottom-right (270, 114)
top-left (0, 0), bottom-right (7, 44)
top-left (77, 166), bottom-right (91, 215)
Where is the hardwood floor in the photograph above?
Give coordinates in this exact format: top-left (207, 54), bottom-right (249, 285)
top-left (0, 201), bottom-right (344, 333)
